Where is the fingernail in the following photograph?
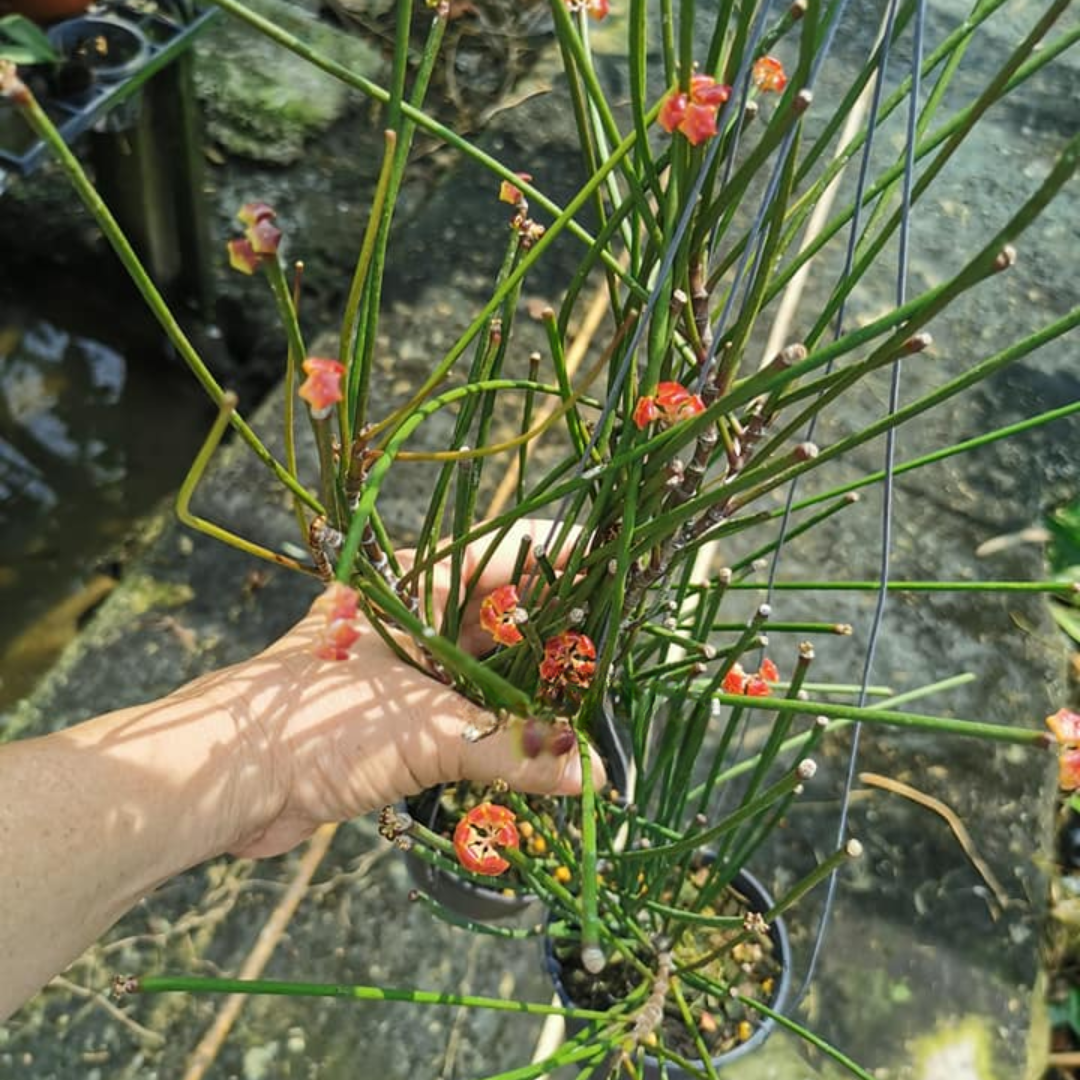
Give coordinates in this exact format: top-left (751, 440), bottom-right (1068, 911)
top-left (590, 750), bottom-right (608, 791)
top-left (555, 753), bottom-right (584, 795)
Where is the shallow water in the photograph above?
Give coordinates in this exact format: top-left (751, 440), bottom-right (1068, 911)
top-left (0, 274), bottom-right (211, 709)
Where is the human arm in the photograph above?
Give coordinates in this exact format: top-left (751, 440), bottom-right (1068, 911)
top-left (0, 521), bottom-right (604, 1020)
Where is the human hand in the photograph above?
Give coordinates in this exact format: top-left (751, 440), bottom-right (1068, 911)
top-left (207, 519), bottom-right (606, 858)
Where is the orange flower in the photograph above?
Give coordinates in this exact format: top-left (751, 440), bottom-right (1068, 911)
top-left (539, 630), bottom-right (597, 689)
top-left (679, 103), bottom-right (718, 146)
top-left (498, 172), bottom-right (532, 205)
top-left (227, 202), bottom-right (281, 274)
top-left (1047, 708), bottom-right (1080, 791)
top-left (227, 238), bottom-right (261, 275)
top-left (1047, 707), bottom-right (1080, 746)
top-left (1061, 748), bottom-right (1080, 792)
top-left (453, 803), bottom-right (520, 876)
top-left (564, 0), bottom-right (609, 18)
top-left (752, 56), bottom-right (787, 93)
top-left (722, 657), bottom-right (780, 696)
top-left (657, 74), bottom-right (732, 145)
top-left (479, 584), bottom-right (524, 646)
top-left (633, 381), bottom-right (706, 429)
top-left (689, 74), bottom-right (731, 107)
top-left (311, 581), bottom-right (361, 660)
top-left (298, 356), bottom-right (345, 419)
top-left (237, 201), bottom-right (276, 225)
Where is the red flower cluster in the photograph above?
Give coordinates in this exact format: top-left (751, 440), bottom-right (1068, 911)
top-left (658, 74), bottom-right (732, 146)
top-left (311, 581), bottom-right (362, 660)
top-left (298, 356), bottom-right (345, 419)
top-left (227, 202), bottom-right (282, 275)
top-left (480, 584), bottom-right (525, 646)
top-left (722, 657), bottom-right (780, 697)
top-left (632, 381), bottom-right (706, 429)
top-left (539, 630), bottom-right (597, 691)
top-left (453, 802), bottom-right (520, 876)
top-left (1047, 708), bottom-right (1080, 790)
top-left (752, 56), bottom-right (787, 93)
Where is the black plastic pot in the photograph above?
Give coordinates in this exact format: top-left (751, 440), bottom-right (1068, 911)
top-left (544, 868), bottom-right (792, 1076)
top-left (401, 788), bottom-right (536, 922)
top-left (47, 15), bottom-right (149, 84)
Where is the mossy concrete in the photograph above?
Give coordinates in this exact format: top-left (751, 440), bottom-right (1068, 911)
top-left (193, 0), bottom-right (383, 165)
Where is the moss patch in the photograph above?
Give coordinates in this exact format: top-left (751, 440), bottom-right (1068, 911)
top-left (911, 1016), bottom-right (999, 1080)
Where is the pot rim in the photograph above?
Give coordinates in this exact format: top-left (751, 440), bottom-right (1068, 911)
top-left (46, 15), bottom-right (151, 81)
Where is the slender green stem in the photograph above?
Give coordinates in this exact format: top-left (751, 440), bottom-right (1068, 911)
top-left (338, 377), bottom-right (566, 583)
top-left (617, 771), bottom-right (805, 862)
top-left (477, 1039), bottom-right (614, 1080)
top-left (766, 840), bottom-right (860, 920)
top-left (576, 724), bottom-right (603, 975)
top-left (696, 674), bottom-right (975, 797)
top-left (728, 579), bottom-right (1076, 594)
top-left (408, 890), bottom-right (541, 938)
top-left (132, 976), bottom-right (611, 1019)
top-left (175, 393), bottom-right (315, 575)
top-left (340, 128), bottom-right (398, 438)
top-left (708, 692), bottom-right (1047, 745)
top-left (738, 997), bottom-right (876, 1080)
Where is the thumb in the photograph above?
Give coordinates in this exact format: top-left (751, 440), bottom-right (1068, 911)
top-left (456, 718), bottom-right (608, 797)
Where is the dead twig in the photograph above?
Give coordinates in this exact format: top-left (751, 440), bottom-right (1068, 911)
top-left (51, 976), bottom-right (166, 1048)
top-left (859, 771), bottom-right (1011, 916)
top-left (180, 823), bottom-right (339, 1080)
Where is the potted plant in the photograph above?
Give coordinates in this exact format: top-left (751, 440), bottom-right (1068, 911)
top-left (3, 0), bottom-right (1077, 1072)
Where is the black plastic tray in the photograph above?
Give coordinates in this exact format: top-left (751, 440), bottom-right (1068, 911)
top-left (0, 1), bottom-right (217, 175)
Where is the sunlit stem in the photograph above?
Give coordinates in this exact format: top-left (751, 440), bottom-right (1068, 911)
top-left (337, 377), bottom-right (563, 583)
top-left (738, 997), bottom-right (876, 1080)
top-left (176, 393), bottom-right (316, 575)
top-left (131, 975), bottom-right (612, 1020)
top-left (340, 128), bottom-right (398, 440)
top-left (728, 579), bottom-right (1076, 595)
top-left (284, 261), bottom-right (308, 539)
top-left (767, 839), bottom-right (863, 921)
top-left (576, 725), bottom-right (604, 976)
top-left (619, 771), bottom-right (805, 863)
top-left (669, 979), bottom-right (720, 1080)
top-left (709, 690), bottom-right (1047, 745)
top-left (692, 674), bottom-right (974, 803)
top-left (262, 255), bottom-right (309, 520)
